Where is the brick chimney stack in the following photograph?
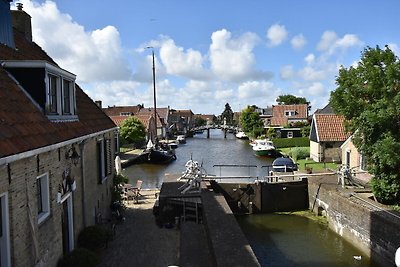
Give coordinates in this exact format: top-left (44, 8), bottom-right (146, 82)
top-left (12, 2), bottom-right (32, 42)
top-left (95, 100), bottom-right (102, 109)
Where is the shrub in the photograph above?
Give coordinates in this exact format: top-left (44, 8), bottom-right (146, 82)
top-left (290, 147), bottom-right (310, 161)
top-left (57, 248), bottom-right (99, 267)
top-left (272, 137), bottom-right (309, 148)
top-left (371, 175), bottom-right (400, 205)
top-left (78, 225), bottom-right (112, 251)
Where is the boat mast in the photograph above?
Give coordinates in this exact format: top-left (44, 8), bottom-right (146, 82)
top-left (148, 47), bottom-right (157, 144)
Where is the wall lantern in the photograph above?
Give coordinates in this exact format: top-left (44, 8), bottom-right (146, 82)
top-left (65, 146), bottom-right (80, 166)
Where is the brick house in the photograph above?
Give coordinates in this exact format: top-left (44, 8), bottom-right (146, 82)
top-left (309, 105), bottom-right (351, 162)
top-left (169, 109), bottom-right (194, 135)
top-left (0, 2), bottom-right (117, 266)
top-left (260, 104), bottom-right (308, 138)
top-left (340, 135), bottom-right (372, 184)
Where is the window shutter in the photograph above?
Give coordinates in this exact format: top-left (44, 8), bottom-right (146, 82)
top-left (97, 141), bottom-right (103, 183)
top-left (105, 139), bottom-right (112, 175)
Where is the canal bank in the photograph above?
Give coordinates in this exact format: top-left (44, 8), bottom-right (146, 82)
top-left (121, 130), bottom-right (398, 266)
top-left (308, 175), bottom-right (400, 266)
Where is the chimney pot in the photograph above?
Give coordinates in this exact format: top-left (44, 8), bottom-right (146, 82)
top-left (16, 3), bottom-right (23, 11)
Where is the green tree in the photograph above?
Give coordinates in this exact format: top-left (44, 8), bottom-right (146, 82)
top-left (330, 45), bottom-right (400, 204)
top-left (220, 103), bottom-right (234, 125)
top-left (240, 106), bottom-right (264, 138)
top-left (194, 117), bottom-right (207, 127)
top-left (276, 94), bottom-right (309, 105)
top-left (119, 117), bottom-right (146, 145)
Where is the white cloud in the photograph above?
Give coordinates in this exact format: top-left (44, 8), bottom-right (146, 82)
top-left (291, 34), bottom-right (306, 50)
top-left (298, 66), bottom-right (326, 81)
top-left (19, 0), bottom-right (131, 83)
top-left (280, 65), bottom-right (295, 80)
top-left (304, 54), bottom-right (316, 65)
top-left (266, 24), bottom-right (288, 47)
top-left (158, 38), bottom-right (211, 80)
top-left (317, 30), bottom-right (362, 55)
top-left (388, 43), bottom-right (400, 57)
top-left (238, 81), bottom-right (275, 99)
top-left (307, 82), bottom-right (325, 96)
top-left (210, 29), bottom-right (271, 82)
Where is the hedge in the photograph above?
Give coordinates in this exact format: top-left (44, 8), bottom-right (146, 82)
top-left (272, 137), bottom-right (309, 148)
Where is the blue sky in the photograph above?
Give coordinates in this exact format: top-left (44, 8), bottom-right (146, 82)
top-left (15, 0), bottom-right (400, 114)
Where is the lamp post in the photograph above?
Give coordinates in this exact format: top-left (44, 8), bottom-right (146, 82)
top-left (146, 46), bottom-right (157, 144)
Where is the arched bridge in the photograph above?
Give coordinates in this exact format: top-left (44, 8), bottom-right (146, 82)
top-left (190, 125), bottom-right (236, 138)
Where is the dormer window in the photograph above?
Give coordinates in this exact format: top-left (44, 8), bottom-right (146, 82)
top-left (45, 72), bottom-right (76, 119)
top-left (285, 110), bottom-right (297, 117)
top-left (2, 60), bottom-right (77, 121)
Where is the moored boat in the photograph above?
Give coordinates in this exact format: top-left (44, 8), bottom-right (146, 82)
top-left (252, 139), bottom-right (276, 157)
top-left (176, 135), bottom-right (186, 144)
top-left (235, 131), bottom-right (248, 139)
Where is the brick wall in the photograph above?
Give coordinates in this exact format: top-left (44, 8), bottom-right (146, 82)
top-left (0, 130), bottom-right (116, 267)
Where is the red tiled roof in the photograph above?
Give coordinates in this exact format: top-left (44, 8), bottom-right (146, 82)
top-left (270, 104), bottom-right (308, 127)
top-left (102, 105), bottom-right (141, 116)
top-left (138, 108), bottom-right (167, 127)
top-left (0, 30), bottom-right (116, 158)
top-left (110, 115), bottom-right (153, 130)
top-left (314, 114), bottom-right (351, 142)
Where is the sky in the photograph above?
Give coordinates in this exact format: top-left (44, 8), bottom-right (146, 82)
top-left (13, 0), bottom-right (400, 115)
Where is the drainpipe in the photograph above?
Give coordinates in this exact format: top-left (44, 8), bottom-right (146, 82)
top-left (79, 140), bottom-right (87, 227)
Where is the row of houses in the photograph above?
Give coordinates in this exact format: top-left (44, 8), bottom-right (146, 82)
top-left (0, 3), bottom-right (118, 266)
top-left (101, 104), bottom-right (197, 140)
top-left (250, 103), bottom-right (370, 182)
top-left (0, 2), bottom-right (371, 266)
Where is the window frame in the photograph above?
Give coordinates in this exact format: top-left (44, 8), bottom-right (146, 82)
top-left (62, 78), bottom-right (74, 115)
top-left (284, 110), bottom-right (296, 117)
top-left (97, 138), bottom-right (112, 184)
top-left (45, 70), bottom-right (77, 120)
top-left (37, 173), bottom-right (50, 225)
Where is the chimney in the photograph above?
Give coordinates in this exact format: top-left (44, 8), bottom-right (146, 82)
top-left (11, 3), bottom-right (32, 42)
top-left (95, 100), bottom-right (102, 108)
top-left (0, 0), bottom-right (15, 48)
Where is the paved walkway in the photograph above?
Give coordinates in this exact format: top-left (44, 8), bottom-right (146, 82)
top-left (98, 190), bottom-right (180, 267)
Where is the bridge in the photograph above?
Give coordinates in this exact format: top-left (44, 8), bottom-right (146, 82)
top-left (190, 125), bottom-right (237, 138)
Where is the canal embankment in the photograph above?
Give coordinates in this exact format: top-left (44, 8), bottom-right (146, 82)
top-left (119, 149), bottom-right (144, 167)
top-left (308, 175), bottom-right (400, 266)
top-left (157, 174), bottom-right (261, 267)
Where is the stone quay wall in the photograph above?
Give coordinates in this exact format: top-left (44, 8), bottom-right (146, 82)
top-left (308, 176), bottom-right (400, 266)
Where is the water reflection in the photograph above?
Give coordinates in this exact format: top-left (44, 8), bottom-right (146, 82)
top-left (236, 213), bottom-right (378, 267)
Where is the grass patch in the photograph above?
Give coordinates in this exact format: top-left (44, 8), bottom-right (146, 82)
top-left (119, 144), bottom-right (136, 153)
top-left (278, 147), bottom-right (338, 172)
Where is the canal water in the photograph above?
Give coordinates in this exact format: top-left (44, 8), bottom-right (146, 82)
top-left (122, 129), bottom-right (378, 267)
top-left (122, 128), bottom-right (274, 188)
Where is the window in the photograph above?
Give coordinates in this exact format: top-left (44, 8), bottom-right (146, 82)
top-left (48, 74), bottom-right (58, 114)
top-left (285, 110), bottom-right (296, 117)
top-left (37, 173), bottom-right (50, 224)
top-left (360, 154), bottom-right (368, 171)
top-left (287, 131), bottom-right (293, 138)
top-left (345, 150), bottom-right (351, 167)
top-left (97, 139), bottom-right (112, 183)
top-left (45, 70), bottom-right (76, 120)
top-left (62, 79), bottom-right (73, 115)
top-left (120, 112), bottom-right (132, 116)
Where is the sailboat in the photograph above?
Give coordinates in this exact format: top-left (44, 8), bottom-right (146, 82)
top-left (144, 48), bottom-right (176, 164)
